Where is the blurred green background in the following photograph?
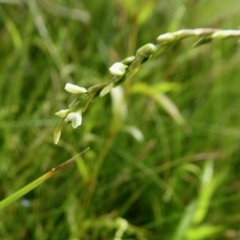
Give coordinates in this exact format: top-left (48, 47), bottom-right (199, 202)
top-left (0, 0), bottom-right (240, 239)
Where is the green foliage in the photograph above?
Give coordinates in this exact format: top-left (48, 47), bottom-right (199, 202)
top-left (0, 0), bottom-right (240, 239)
top-left (0, 150), bottom-right (88, 210)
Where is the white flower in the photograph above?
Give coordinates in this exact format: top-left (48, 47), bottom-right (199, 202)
top-left (65, 110), bottom-right (82, 129)
top-left (55, 109), bottom-right (70, 118)
top-left (109, 62), bottom-right (127, 77)
top-left (65, 83), bottom-right (87, 94)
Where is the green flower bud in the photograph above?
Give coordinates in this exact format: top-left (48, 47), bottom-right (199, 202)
top-left (136, 43), bottom-right (156, 58)
top-left (55, 109), bottom-right (70, 118)
top-left (157, 33), bottom-right (177, 43)
top-left (121, 56), bottom-right (135, 66)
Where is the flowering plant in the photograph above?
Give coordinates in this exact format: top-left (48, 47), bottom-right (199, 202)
top-left (54, 28), bottom-right (240, 144)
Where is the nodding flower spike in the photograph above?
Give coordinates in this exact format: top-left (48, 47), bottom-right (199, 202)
top-left (109, 62), bottom-right (128, 77)
top-left (65, 83), bottom-right (87, 94)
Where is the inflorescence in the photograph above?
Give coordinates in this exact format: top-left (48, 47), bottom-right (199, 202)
top-left (54, 28), bottom-right (240, 144)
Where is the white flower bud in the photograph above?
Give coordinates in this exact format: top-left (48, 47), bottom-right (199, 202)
top-left (109, 62), bottom-right (127, 77)
top-left (65, 83), bottom-right (87, 94)
top-left (122, 56), bottom-right (135, 65)
top-left (55, 109), bottom-right (70, 118)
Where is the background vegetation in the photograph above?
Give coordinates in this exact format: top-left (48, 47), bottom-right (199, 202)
top-left (0, 0), bottom-right (240, 239)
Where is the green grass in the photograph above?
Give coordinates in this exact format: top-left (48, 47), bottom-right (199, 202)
top-left (0, 0), bottom-right (240, 239)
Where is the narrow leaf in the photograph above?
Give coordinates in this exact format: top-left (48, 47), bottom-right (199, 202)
top-left (0, 148), bottom-right (89, 210)
top-left (154, 93), bottom-right (186, 126)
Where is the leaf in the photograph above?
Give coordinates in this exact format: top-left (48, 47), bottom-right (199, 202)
top-left (193, 35), bottom-right (213, 48)
top-left (153, 93), bottom-right (186, 126)
top-left (136, 1), bottom-right (154, 25)
top-left (173, 200), bottom-right (197, 240)
top-left (130, 83), bottom-right (186, 126)
top-left (186, 225), bottom-right (225, 240)
top-left (123, 125), bottom-right (144, 142)
top-left (131, 82), bottom-right (181, 94)
top-left (194, 160), bottom-right (227, 224)
top-left (100, 82), bottom-right (114, 97)
top-left (0, 148), bottom-right (89, 210)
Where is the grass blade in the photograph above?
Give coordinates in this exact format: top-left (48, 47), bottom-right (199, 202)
top-left (0, 148), bottom-right (89, 210)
